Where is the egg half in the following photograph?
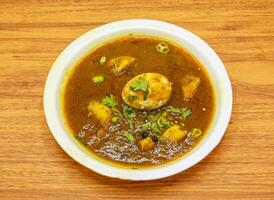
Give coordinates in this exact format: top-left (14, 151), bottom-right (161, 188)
top-left (122, 73), bottom-right (172, 110)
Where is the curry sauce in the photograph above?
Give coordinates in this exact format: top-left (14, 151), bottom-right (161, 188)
top-left (63, 36), bottom-right (215, 167)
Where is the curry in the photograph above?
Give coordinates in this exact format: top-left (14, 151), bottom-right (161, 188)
top-left (62, 36), bottom-right (215, 167)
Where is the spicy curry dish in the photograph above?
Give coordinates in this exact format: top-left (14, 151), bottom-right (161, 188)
top-left (62, 36), bottom-right (215, 167)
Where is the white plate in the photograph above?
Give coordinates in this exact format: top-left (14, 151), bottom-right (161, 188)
top-left (44, 19), bottom-right (232, 180)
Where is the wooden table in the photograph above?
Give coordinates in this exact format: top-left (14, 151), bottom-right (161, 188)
top-left (1, 0), bottom-right (274, 199)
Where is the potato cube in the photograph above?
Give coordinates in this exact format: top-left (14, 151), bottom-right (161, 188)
top-left (162, 125), bottom-right (187, 142)
top-left (181, 75), bottom-right (200, 99)
top-left (138, 137), bottom-right (156, 152)
top-left (108, 56), bottom-right (135, 74)
top-left (87, 101), bottom-right (112, 127)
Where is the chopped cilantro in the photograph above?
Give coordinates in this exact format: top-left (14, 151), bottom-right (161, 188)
top-left (155, 135), bottom-right (166, 142)
top-left (140, 114), bottom-right (172, 133)
top-left (130, 77), bottom-right (148, 92)
top-left (147, 113), bottom-right (161, 121)
top-left (166, 106), bottom-right (191, 120)
top-left (141, 122), bottom-right (151, 132)
top-left (128, 95), bottom-right (138, 102)
top-left (151, 134), bottom-right (166, 142)
top-left (122, 105), bottom-right (136, 119)
top-left (123, 131), bottom-right (135, 142)
top-left (182, 109), bottom-right (191, 120)
top-left (101, 95), bottom-right (118, 108)
top-left (151, 121), bottom-right (161, 132)
top-left (157, 117), bottom-right (172, 129)
top-left (130, 77), bottom-right (149, 100)
top-left (129, 120), bottom-right (134, 130)
top-left (143, 91), bottom-right (148, 100)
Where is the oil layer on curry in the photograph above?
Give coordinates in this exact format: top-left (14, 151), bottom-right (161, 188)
top-left (63, 36), bottom-right (215, 167)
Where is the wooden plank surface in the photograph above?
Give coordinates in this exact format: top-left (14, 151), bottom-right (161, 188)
top-left (0, 0), bottom-right (274, 199)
